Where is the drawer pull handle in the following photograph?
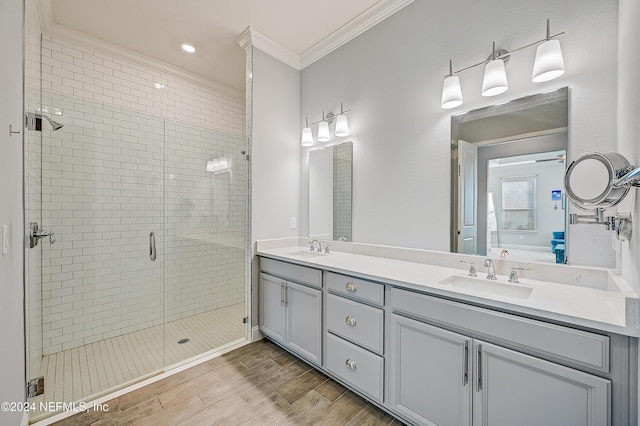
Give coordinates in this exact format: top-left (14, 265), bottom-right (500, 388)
top-left (345, 315), bottom-right (357, 326)
top-left (345, 359), bottom-right (357, 370)
top-left (345, 282), bottom-right (357, 292)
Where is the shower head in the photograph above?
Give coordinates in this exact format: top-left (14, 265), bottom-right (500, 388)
top-left (36, 112), bottom-right (64, 131)
top-left (48, 118), bottom-right (64, 131)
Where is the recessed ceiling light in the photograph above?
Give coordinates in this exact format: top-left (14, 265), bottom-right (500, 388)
top-left (180, 42), bottom-right (196, 54)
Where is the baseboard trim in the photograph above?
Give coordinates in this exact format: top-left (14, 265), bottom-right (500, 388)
top-left (252, 325), bottom-right (264, 341)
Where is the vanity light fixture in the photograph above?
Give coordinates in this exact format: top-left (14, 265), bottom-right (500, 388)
top-left (317, 110), bottom-right (331, 142)
top-left (532, 19), bottom-right (565, 82)
top-left (300, 103), bottom-right (351, 146)
top-left (206, 157), bottom-right (229, 172)
top-left (334, 103), bottom-right (350, 138)
top-left (482, 42), bottom-right (509, 96)
top-left (441, 60), bottom-right (463, 109)
top-left (301, 117), bottom-right (314, 146)
top-left (440, 19), bottom-right (565, 109)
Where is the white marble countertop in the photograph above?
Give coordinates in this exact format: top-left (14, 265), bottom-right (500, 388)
top-left (257, 240), bottom-right (639, 337)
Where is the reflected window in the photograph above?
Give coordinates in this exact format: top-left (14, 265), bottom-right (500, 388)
top-left (501, 177), bottom-right (536, 231)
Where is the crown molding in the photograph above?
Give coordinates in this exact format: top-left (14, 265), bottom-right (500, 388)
top-left (300, 0), bottom-right (414, 69)
top-left (36, 0), bottom-right (243, 101)
top-left (236, 27), bottom-right (300, 70)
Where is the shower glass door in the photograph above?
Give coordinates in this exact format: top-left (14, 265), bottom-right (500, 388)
top-left (25, 91), bottom-right (166, 422)
top-left (25, 94), bottom-right (248, 423)
top-left (162, 120), bottom-right (248, 368)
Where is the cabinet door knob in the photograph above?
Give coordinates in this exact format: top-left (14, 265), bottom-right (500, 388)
top-left (345, 359), bottom-right (357, 370)
top-left (345, 282), bottom-right (357, 292)
top-left (345, 315), bottom-right (357, 326)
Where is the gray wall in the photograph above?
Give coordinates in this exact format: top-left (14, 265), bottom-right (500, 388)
top-left (617, 0), bottom-right (640, 418)
top-left (250, 48), bottom-right (300, 326)
top-left (300, 0), bottom-right (618, 267)
top-left (0, 0), bottom-right (26, 424)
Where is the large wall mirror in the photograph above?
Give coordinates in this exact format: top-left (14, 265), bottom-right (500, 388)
top-left (309, 142), bottom-right (353, 241)
top-left (451, 87), bottom-right (569, 264)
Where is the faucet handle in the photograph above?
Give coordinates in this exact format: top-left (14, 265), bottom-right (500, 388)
top-left (508, 266), bottom-right (529, 283)
top-left (307, 240), bottom-right (315, 251)
top-left (460, 260), bottom-right (477, 277)
top-left (324, 246), bottom-right (330, 254)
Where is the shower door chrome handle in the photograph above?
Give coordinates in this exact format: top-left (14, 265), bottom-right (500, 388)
top-left (149, 231), bottom-right (157, 261)
top-left (28, 221), bottom-right (55, 248)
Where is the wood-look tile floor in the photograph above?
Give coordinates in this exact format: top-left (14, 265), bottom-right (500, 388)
top-left (31, 304), bottom-right (246, 422)
top-left (53, 339), bottom-right (402, 426)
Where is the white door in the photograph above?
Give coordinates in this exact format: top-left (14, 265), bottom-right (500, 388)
top-left (458, 140), bottom-right (478, 254)
top-left (473, 341), bottom-right (611, 426)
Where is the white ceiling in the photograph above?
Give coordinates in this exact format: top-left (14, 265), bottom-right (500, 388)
top-left (44, 0), bottom-right (402, 92)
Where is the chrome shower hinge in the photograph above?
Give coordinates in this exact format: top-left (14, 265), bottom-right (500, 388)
top-left (27, 377), bottom-right (44, 398)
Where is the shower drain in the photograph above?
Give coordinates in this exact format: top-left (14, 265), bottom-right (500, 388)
top-left (177, 338), bottom-right (190, 344)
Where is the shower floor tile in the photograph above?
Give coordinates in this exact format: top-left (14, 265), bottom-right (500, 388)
top-left (29, 303), bottom-right (246, 422)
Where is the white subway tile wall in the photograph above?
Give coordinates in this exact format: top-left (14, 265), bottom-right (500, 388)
top-left (36, 35), bottom-right (246, 355)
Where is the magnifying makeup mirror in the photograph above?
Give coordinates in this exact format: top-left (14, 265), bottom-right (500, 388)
top-left (564, 151), bottom-right (640, 240)
top-left (564, 152), bottom-right (631, 210)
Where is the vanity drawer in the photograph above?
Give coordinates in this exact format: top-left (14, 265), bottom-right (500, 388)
top-left (391, 288), bottom-right (610, 372)
top-left (325, 333), bottom-right (384, 403)
top-left (260, 258), bottom-right (322, 289)
top-left (326, 294), bottom-right (384, 354)
top-left (326, 272), bottom-right (384, 306)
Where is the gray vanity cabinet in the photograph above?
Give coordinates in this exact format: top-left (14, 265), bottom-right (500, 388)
top-left (390, 287), bottom-right (614, 426)
top-left (473, 341), bottom-right (610, 426)
top-left (259, 259), bottom-right (323, 366)
top-left (286, 281), bottom-right (322, 364)
top-left (389, 314), bottom-right (472, 426)
top-left (259, 272), bottom-right (287, 344)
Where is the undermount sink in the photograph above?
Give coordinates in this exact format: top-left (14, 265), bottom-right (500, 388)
top-left (439, 275), bottom-right (533, 299)
top-left (285, 250), bottom-right (328, 259)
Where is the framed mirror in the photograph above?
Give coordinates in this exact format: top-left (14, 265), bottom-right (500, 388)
top-left (451, 87), bottom-right (569, 264)
top-left (309, 142), bottom-right (353, 241)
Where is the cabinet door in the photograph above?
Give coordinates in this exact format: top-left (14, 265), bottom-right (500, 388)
top-left (259, 273), bottom-right (286, 344)
top-left (286, 281), bottom-right (322, 365)
top-left (473, 341), bottom-right (611, 426)
top-left (390, 314), bottom-right (472, 426)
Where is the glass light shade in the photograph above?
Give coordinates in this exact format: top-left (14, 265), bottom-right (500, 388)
top-left (212, 159), bottom-right (220, 169)
top-left (219, 157), bottom-right (228, 169)
top-left (335, 114), bottom-right (349, 137)
top-left (441, 75), bottom-right (463, 109)
top-left (206, 160), bottom-right (215, 172)
top-left (301, 127), bottom-right (313, 146)
top-left (482, 59), bottom-right (508, 96)
top-left (532, 39), bottom-right (565, 83)
top-left (317, 121), bottom-right (330, 142)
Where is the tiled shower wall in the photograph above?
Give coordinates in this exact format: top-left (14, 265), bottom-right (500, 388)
top-left (34, 34), bottom-right (246, 354)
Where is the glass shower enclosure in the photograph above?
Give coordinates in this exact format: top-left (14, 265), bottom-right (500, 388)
top-left (24, 87), bottom-right (249, 422)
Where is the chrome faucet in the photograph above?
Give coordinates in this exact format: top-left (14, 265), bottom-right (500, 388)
top-left (309, 239), bottom-right (322, 252)
top-left (484, 258), bottom-right (497, 280)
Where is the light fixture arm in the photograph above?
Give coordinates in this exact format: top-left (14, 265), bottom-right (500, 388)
top-left (443, 23), bottom-right (565, 77)
top-left (307, 103), bottom-right (352, 127)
